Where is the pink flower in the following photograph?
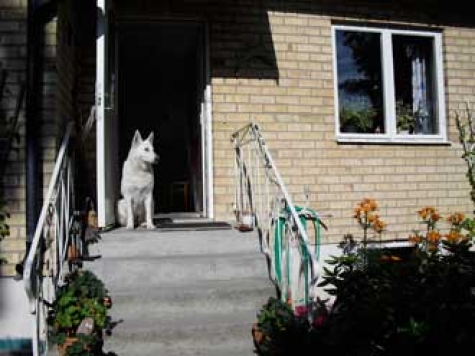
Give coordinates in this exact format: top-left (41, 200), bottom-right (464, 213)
top-left (294, 305), bottom-right (308, 317)
top-left (313, 315), bottom-right (327, 327)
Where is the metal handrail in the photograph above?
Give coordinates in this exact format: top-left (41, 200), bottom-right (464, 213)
top-left (231, 121), bottom-right (324, 317)
top-left (23, 122), bottom-right (76, 355)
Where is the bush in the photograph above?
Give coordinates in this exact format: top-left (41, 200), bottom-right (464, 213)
top-left (321, 206), bottom-right (475, 355)
top-left (254, 296), bottom-right (312, 355)
top-left (48, 269), bottom-right (113, 355)
top-left (254, 200), bottom-right (475, 356)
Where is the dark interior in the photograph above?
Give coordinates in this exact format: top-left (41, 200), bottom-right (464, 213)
top-left (117, 22), bottom-right (204, 213)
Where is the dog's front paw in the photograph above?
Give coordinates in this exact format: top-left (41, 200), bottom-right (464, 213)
top-left (126, 224), bottom-right (135, 230)
top-left (140, 221), bottom-right (156, 229)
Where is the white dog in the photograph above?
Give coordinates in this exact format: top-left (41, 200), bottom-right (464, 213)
top-left (117, 130), bottom-right (159, 229)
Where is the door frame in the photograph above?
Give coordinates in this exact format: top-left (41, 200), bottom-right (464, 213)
top-left (96, 17), bottom-right (214, 223)
top-left (201, 24), bottom-right (214, 218)
top-left (96, 0), bottom-right (119, 229)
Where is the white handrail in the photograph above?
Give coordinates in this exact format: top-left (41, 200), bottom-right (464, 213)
top-left (232, 121), bottom-right (323, 314)
top-left (23, 122), bottom-right (74, 355)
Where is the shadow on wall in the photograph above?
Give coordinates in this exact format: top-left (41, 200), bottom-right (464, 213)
top-left (115, 0), bottom-right (280, 82)
top-left (113, 0), bottom-right (475, 85)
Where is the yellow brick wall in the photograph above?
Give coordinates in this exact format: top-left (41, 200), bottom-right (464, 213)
top-left (209, 3), bottom-right (474, 243)
top-left (112, 0), bottom-right (475, 243)
top-left (0, 1), bottom-right (60, 276)
top-left (3, 1), bottom-right (473, 277)
top-left (0, 1), bottom-right (28, 276)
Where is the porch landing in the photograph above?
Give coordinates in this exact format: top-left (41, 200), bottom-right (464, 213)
top-left (83, 221), bottom-right (275, 356)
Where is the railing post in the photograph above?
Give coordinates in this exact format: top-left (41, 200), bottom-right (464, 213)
top-left (23, 122), bottom-right (74, 355)
top-left (232, 121), bottom-right (325, 319)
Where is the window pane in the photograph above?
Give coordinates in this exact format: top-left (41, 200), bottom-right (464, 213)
top-left (393, 35), bottom-right (437, 135)
top-left (336, 30), bottom-right (384, 134)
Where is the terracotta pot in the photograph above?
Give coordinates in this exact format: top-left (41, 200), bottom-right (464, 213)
top-left (103, 295), bottom-right (113, 308)
top-left (67, 245), bottom-right (80, 260)
top-left (57, 336), bottom-right (78, 356)
top-left (252, 322), bottom-right (264, 346)
top-left (236, 212), bottom-right (254, 232)
top-left (57, 335), bottom-right (96, 356)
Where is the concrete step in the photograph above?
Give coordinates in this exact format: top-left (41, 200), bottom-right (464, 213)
top-left (88, 252), bottom-right (268, 290)
top-left (103, 333), bottom-right (256, 356)
top-left (105, 306), bottom-right (257, 342)
top-left (88, 227), bottom-right (261, 258)
top-left (109, 277), bottom-right (274, 315)
top-left (101, 283), bottom-right (270, 355)
top-left (83, 228), bottom-right (275, 356)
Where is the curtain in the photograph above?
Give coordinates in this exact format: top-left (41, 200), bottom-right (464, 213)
top-left (411, 47), bottom-right (431, 134)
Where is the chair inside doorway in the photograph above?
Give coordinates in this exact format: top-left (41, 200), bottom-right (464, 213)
top-left (169, 180), bottom-right (190, 212)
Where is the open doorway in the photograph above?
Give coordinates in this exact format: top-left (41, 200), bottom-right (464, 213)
top-left (117, 21), bottom-right (206, 214)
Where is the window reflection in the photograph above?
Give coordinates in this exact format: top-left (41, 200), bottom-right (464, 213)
top-left (393, 35), bottom-right (437, 135)
top-left (336, 30), bottom-right (384, 134)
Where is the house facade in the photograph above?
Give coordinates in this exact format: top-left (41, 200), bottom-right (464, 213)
top-left (1, 0), bottom-right (475, 279)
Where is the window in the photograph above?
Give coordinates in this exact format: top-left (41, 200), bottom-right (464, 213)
top-left (333, 25), bottom-right (447, 143)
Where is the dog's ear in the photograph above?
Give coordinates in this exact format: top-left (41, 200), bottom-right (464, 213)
top-left (132, 130), bottom-right (143, 147)
top-left (146, 132), bottom-right (154, 144)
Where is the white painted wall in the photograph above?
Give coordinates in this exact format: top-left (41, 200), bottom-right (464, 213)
top-left (314, 243), bottom-right (342, 302)
top-left (0, 278), bottom-right (32, 339)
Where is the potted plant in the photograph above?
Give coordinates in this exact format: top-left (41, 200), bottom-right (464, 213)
top-left (396, 100), bottom-right (416, 134)
top-left (252, 296), bottom-right (311, 355)
top-left (235, 209), bottom-right (255, 232)
top-left (339, 105), bottom-right (376, 133)
top-left (47, 269), bottom-right (113, 355)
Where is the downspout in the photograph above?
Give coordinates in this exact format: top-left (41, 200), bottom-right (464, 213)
top-left (18, 0), bottom-right (56, 276)
top-left (18, 0), bottom-right (40, 276)
top-left (24, 0), bottom-right (38, 264)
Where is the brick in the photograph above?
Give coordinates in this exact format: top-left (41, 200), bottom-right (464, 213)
top-left (0, 0), bottom-right (22, 8)
top-left (3, 1), bottom-right (475, 267)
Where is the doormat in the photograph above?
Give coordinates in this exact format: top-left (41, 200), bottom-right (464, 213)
top-left (154, 219), bottom-right (233, 231)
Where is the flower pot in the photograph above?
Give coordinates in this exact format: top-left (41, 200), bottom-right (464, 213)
top-left (252, 322), bottom-right (264, 347)
top-left (235, 211), bottom-right (254, 232)
top-left (103, 295), bottom-right (113, 309)
top-left (341, 123), bottom-right (359, 133)
top-left (57, 336), bottom-right (79, 356)
top-left (67, 245), bottom-right (80, 260)
top-left (241, 213), bottom-right (254, 227)
top-left (57, 335), bottom-right (99, 356)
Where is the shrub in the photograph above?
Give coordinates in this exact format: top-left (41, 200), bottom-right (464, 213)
top-left (254, 200), bottom-right (475, 356)
top-left (48, 269), bottom-right (112, 355)
top-left (253, 296), bottom-right (313, 355)
top-left (320, 205), bottom-right (475, 356)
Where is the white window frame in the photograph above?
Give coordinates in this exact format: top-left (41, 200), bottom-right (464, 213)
top-left (332, 24), bottom-right (447, 144)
